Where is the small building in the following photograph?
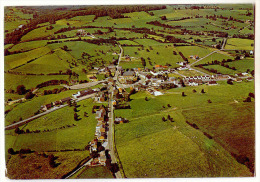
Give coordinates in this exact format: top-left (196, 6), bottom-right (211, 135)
top-left (41, 103), bottom-right (52, 111)
top-left (73, 89), bottom-right (95, 99)
top-left (177, 66), bottom-right (188, 71)
top-left (154, 91), bottom-right (163, 96)
top-left (60, 97), bottom-right (71, 104)
top-left (89, 76), bottom-right (98, 82)
top-left (189, 82), bottom-right (199, 86)
top-left (52, 100), bottom-right (61, 106)
top-left (208, 81), bottom-right (218, 85)
top-left (98, 151), bottom-right (106, 166)
top-left (247, 77), bottom-right (253, 81)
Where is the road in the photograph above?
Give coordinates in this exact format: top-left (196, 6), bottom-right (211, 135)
top-left (190, 50), bottom-right (218, 66)
top-left (64, 80), bottom-right (104, 90)
top-left (221, 38), bottom-right (227, 50)
top-left (105, 44), bottom-right (123, 178)
top-left (5, 93), bottom-right (96, 130)
top-left (6, 88), bottom-right (39, 106)
top-left (189, 67), bottom-right (210, 76)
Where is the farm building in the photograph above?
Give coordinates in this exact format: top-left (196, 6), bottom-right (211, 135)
top-left (60, 97), bottom-right (71, 104)
top-left (207, 81), bottom-right (218, 85)
top-left (72, 89), bottom-right (95, 99)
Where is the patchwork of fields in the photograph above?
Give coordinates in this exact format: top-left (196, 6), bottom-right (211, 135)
top-left (4, 4), bottom-right (255, 179)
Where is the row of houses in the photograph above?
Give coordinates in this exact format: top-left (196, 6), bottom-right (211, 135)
top-left (72, 89), bottom-right (95, 99)
top-left (40, 89), bottom-right (96, 112)
top-left (184, 74), bottom-right (230, 81)
top-left (40, 97), bottom-right (71, 111)
top-left (88, 106), bottom-right (109, 166)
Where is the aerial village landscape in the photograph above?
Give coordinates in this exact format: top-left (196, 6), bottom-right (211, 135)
top-left (3, 3), bottom-right (256, 179)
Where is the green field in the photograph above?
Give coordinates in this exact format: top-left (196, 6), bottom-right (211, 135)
top-left (175, 45), bottom-right (213, 63)
top-left (204, 65), bottom-right (237, 75)
top-left (5, 47), bottom-right (52, 70)
top-left (6, 151), bottom-right (88, 179)
top-left (74, 166), bottom-right (114, 179)
top-left (194, 52), bottom-right (233, 65)
top-left (121, 42), bottom-right (183, 68)
top-left (9, 40), bottom-right (48, 52)
top-left (5, 89), bottom-right (80, 126)
top-left (225, 38), bottom-right (254, 50)
top-left (4, 4), bottom-right (255, 179)
top-left (4, 73), bottom-right (69, 91)
top-left (5, 98), bottom-right (97, 152)
top-left (227, 59), bottom-right (254, 73)
top-left (115, 81), bottom-right (254, 177)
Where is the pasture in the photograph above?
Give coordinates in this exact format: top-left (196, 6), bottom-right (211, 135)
top-left (115, 81), bottom-right (254, 177)
top-left (5, 47), bottom-right (52, 70)
top-left (5, 89), bottom-right (81, 126)
top-left (6, 151), bottom-right (88, 179)
top-left (6, 98), bottom-right (97, 153)
top-left (74, 166), bottom-right (114, 179)
top-left (4, 73), bottom-right (69, 91)
top-left (225, 38), bottom-right (254, 50)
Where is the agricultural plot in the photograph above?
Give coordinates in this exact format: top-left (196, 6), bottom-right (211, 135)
top-left (203, 65), bottom-right (238, 75)
top-left (4, 89), bottom-right (80, 126)
top-left (5, 47), bottom-right (52, 70)
top-left (118, 40), bottom-right (140, 45)
top-left (177, 70), bottom-right (205, 77)
top-left (4, 73), bottom-right (69, 91)
top-left (9, 40), bottom-right (48, 52)
top-left (6, 98), bottom-right (97, 152)
top-left (14, 52), bottom-right (70, 74)
top-left (74, 166), bottom-right (114, 179)
top-left (21, 24), bottom-right (68, 42)
top-left (4, 4), bottom-right (255, 179)
top-left (115, 81), bottom-right (254, 177)
top-left (225, 38), bottom-right (254, 50)
top-left (121, 42), bottom-right (183, 69)
top-left (194, 52), bottom-right (233, 65)
top-left (6, 151), bottom-right (88, 179)
top-left (175, 45), bottom-right (213, 63)
top-left (226, 59), bottom-right (254, 73)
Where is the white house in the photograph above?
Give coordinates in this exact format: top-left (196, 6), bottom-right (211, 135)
top-left (154, 91), bottom-right (163, 96)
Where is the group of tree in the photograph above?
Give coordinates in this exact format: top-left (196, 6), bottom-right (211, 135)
top-left (36, 80), bottom-right (68, 89)
top-left (8, 148), bottom-right (33, 155)
top-left (4, 5), bottom-right (166, 44)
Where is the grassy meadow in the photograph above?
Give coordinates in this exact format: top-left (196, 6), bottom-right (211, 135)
top-left (115, 81), bottom-right (254, 177)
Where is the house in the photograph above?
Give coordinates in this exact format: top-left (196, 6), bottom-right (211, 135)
top-left (98, 151), bottom-right (106, 166)
top-left (207, 81), bottom-right (218, 85)
top-left (154, 91), bottom-right (163, 96)
top-left (189, 55), bottom-right (199, 59)
top-left (235, 78), bottom-right (243, 82)
top-left (60, 97), bottom-right (71, 104)
top-left (189, 82), bottom-right (199, 86)
top-left (89, 76), bottom-right (98, 82)
top-left (96, 108), bottom-right (106, 119)
top-left (177, 66), bottom-right (188, 70)
top-left (72, 89), bottom-right (95, 99)
top-left (89, 139), bottom-right (98, 153)
top-left (77, 29), bottom-right (86, 36)
top-left (125, 55), bottom-right (131, 61)
top-left (247, 77), bottom-right (253, 81)
top-left (115, 117), bottom-right (122, 124)
top-left (52, 100), bottom-right (61, 106)
top-left (123, 71), bottom-right (135, 77)
top-left (176, 62), bottom-right (187, 66)
top-left (155, 65), bottom-right (163, 69)
top-left (41, 103), bottom-right (52, 111)
top-left (70, 80), bottom-right (77, 85)
top-left (121, 71), bottom-right (135, 83)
